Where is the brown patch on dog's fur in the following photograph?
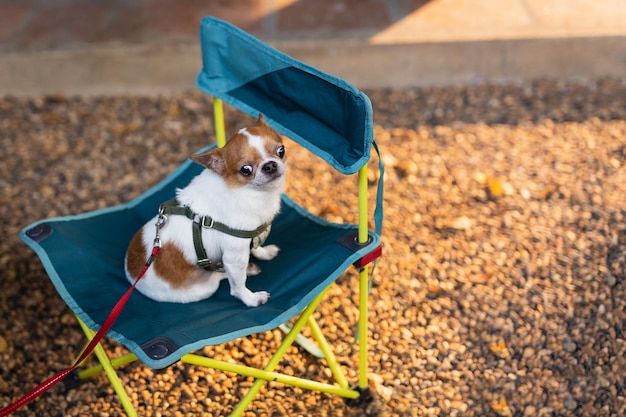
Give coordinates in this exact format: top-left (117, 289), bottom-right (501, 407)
top-left (246, 116), bottom-right (284, 149)
top-left (153, 242), bottom-right (202, 288)
top-left (127, 229), bottom-right (148, 279)
top-left (220, 134), bottom-right (265, 188)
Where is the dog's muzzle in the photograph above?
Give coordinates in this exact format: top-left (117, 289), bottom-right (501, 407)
top-left (262, 161), bottom-right (278, 174)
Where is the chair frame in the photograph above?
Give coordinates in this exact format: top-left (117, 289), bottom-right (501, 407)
top-left (70, 98), bottom-right (376, 417)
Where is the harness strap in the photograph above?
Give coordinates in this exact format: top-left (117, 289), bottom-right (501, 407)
top-left (159, 198), bottom-right (270, 271)
top-left (192, 218), bottom-right (220, 270)
top-left (159, 199), bottom-right (270, 239)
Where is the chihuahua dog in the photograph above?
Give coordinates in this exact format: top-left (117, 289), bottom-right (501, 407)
top-left (125, 115), bottom-right (286, 306)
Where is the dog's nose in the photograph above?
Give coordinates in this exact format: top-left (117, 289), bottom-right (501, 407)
top-left (262, 161), bottom-right (278, 174)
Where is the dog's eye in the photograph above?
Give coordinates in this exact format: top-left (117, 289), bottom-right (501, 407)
top-left (276, 145), bottom-right (285, 158)
top-left (239, 165), bottom-right (253, 176)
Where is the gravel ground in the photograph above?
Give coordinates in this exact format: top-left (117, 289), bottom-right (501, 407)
top-left (1, 78), bottom-right (626, 416)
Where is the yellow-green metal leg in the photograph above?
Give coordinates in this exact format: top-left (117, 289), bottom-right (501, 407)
top-left (357, 165), bottom-right (370, 389)
top-left (77, 319), bottom-right (138, 417)
top-left (357, 165), bottom-right (369, 243)
top-left (307, 316), bottom-right (349, 389)
top-left (181, 354), bottom-right (358, 399)
top-left (358, 265), bottom-right (369, 389)
top-left (214, 98), bottom-right (226, 148)
top-left (230, 286), bottom-right (335, 416)
top-left (77, 353), bottom-right (138, 379)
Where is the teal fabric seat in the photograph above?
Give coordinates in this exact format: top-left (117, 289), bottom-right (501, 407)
top-left (20, 17), bottom-right (382, 371)
top-left (21, 171), bottom-right (379, 369)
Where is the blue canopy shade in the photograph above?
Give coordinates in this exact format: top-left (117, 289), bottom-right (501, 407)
top-left (197, 17), bottom-right (374, 175)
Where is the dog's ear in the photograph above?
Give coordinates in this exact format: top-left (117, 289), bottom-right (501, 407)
top-left (190, 149), bottom-right (224, 173)
top-left (256, 113), bottom-right (267, 126)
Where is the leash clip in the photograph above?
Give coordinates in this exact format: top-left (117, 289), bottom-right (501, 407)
top-left (153, 210), bottom-right (168, 249)
top-left (155, 214), bottom-right (167, 230)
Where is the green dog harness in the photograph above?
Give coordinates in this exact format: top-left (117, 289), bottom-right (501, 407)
top-left (157, 198), bottom-right (271, 271)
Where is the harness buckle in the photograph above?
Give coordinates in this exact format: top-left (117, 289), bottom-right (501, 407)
top-left (200, 215), bottom-right (214, 229)
top-left (197, 258), bottom-right (212, 269)
top-left (197, 258), bottom-right (225, 272)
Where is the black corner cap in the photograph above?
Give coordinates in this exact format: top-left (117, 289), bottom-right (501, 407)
top-left (337, 230), bottom-right (373, 251)
top-left (26, 223), bottom-right (53, 242)
top-left (141, 337), bottom-right (179, 360)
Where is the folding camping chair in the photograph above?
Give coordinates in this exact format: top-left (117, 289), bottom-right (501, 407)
top-left (17, 17), bottom-right (383, 416)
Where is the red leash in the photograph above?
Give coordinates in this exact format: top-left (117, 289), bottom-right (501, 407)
top-left (0, 245), bottom-right (160, 416)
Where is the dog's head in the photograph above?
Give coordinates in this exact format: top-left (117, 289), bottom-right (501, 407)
top-left (191, 115), bottom-right (286, 191)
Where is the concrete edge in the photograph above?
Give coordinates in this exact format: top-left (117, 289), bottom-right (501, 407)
top-left (1, 36), bottom-right (625, 97)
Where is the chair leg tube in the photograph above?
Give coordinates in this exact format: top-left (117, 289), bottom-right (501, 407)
top-left (213, 98), bottom-right (226, 148)
top-left (181, 354), bottom-right (358, 399)
top-left (357, 165), bottom-right (370, 390)
top-left (78, 353), bottom-right (138, 379)
top-left (357, 163), bottom-right (369, 243)
top-left (358, 266), bottom-right (369, 389)
top-left (77, 319), bottom-right (138, 417)
top-left (230, 286), bottom-right (331, 417)
top-left (306, 316), bottom-right (349, 389)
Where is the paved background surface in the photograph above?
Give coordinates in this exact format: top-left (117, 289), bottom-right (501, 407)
top-left (1, 0), bottom-right (626, 95)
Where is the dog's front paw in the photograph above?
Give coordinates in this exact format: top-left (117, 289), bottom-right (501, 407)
top-left (251, 244), bottom-right (280, 261)
top-left (243, 290), bottom-right (270, 307)
top-left (251, 291), bottom-right (270, 306)
top-left (234, 288), bottom-right (271, 307)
